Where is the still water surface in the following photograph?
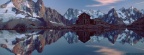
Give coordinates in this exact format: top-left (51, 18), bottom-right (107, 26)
top-left (0, 29), bottom-right (144, 55)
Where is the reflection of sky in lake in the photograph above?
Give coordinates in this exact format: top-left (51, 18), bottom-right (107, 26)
top-left (0, 29), bottom-right (144, 55)
top-left (32, 38), bottom-right (144, 55)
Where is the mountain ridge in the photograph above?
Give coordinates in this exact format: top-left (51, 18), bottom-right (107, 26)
top-left (0, 0), bottom-right (72, 28)
top-left (64, 7), bottom-right (144, 25)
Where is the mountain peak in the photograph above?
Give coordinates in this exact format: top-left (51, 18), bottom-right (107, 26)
top-left (108, 8), bottom-right (117, 14)
top-left (36, 0), bottom-right (44, 5)
top-left (141, 9), bottom-right (144, 14)
top-left (67, 8), bottom-right (78, 11)
top-left (119, 7), bottom-right (125, 11)
top-left (68, 8), bottom-right (73, 10)
top-left (111, 8), bottom-right (116, 11)
top-left (109, 8), bottom-right (116, 13)
top-left (129, 6), bottom-right (135, 10)
top-left (130, 6), bottom-right (134, 9)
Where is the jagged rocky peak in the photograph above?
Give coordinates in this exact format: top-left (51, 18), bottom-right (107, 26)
top-left (0, 0), bottom-right (48, 27)
top-left (108, 8), bottom-right (117, 14)
top-left (65, 7), bottom-right (144, 25)
top-left (44, 7), bottom-right (71, 26)
top-left (0, 0), bottom-right (70, 27)
top-left (119, 7), bottom-right (126, 12)
top-left (107, 8), bottom-right (118, 17)
top-left (128, 6), bottom-right (139, 11)
top-left (141, 9), bottom-right (144, 14)
top-left (110, 8), bottom-right (116, 11)
top-left (37, 0), bottom-right (43, 4)
top-left (129, 6), bottom-right (134, 9)
top-left (64, 8), bottom-right (105, 20)
top-left (64, 8), bottom-right (79, 20)
top-left (35, 0), bottom-right (46, 18)
top-left (128, 6), bottom-right (140, 14)
top-left (0, 0), bottom-right (46, 18)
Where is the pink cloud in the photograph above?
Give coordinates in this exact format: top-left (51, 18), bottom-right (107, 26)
top-left (87, 0), bottom-right (123, 7)
top-left (86, 45), bottom-right (124, 55)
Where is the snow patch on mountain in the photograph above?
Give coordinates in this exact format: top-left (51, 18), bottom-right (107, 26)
top-left (0, 2), bottom-right (15, 13)
top-left (0, 1), bottom-right (22, 22)
top-left (15, 14), bottom-right (25, 18)
top-left (0, 0), bottom-right (42, 22)
top-left (116, 11), bottom-right (126, 19)
top-left (141, 9), bottom-right (144, 14)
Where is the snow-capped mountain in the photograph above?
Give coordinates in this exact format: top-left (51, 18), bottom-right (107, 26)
top-left (0, 0), bottom-right (47, 29)
top-left (102, 7), bottom-right (143, 25)
top-left (64, 7), bottom-right (144, 25)
top-left (120, 6), bottom-right (143, 25)
top-left (0, 0), bottom-right (46, 29)
top-left (0, 0), bottom-right (25, 22)
top-left (0, 0), bottom-right (71, 28)
top-left (103, 8), bottom-right (125, 25)
top-left (64, 8), bottom-right (104, 20)
top-left (141, 9), bottom-right (144, 15)
top-left (64, 8), bottom-right (105, 24)
top-left (12, 0), bottom-right (46, 18)
top-left (44, 7), bottom-right (72, 26)
top-left (0, 0), bottom-right (44, 20)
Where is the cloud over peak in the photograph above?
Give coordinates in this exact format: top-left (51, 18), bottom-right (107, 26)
top-left (87, 0), bottom-right (123, 7)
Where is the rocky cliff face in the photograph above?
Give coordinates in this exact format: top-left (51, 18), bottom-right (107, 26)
top-left (102, 7), bottom-right (143, 25)
top-left (104, 8), bottom-right (124, 25)
top-left (11, 0), bottom-right (46, 18)
top-left (0, 0), bottom-right (71, 29)
top-left (44, 7), bottom-right (72, 27)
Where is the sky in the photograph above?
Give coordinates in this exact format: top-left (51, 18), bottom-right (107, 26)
top-left (0, 0), bottom-right (144, 14)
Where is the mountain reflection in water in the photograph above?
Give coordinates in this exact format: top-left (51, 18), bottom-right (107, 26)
top-left (0, 28), bottom-right (144, 55)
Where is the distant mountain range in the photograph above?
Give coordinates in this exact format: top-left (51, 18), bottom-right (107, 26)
top-left (64, 7), bottom-right (144, 25)
top-left (64, 8), bottom-right (104, 24)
